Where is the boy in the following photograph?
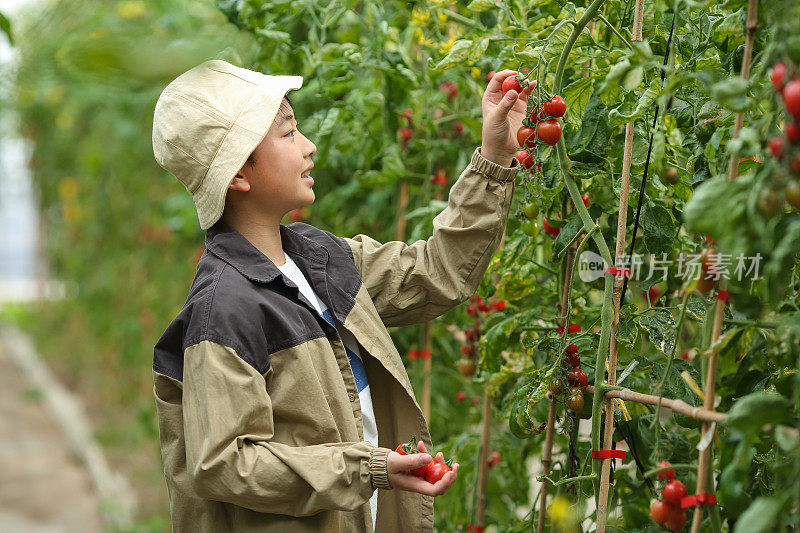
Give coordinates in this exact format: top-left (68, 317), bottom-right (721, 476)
top-left (151, 60), bottom-right (533, 532)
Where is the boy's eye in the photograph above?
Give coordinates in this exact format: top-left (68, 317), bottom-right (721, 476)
top-left (285, 129), bottom-right (295, 137)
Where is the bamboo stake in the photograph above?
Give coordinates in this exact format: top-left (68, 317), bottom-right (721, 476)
top-left (691, 2), bottom-right (757, 531)
top-left (596, 3), bottom-right (643, 531)
top-left (475, 384), bottom-right (493, 527)
top-left (538, 242), bottom-right (578, 533)
top-left (584, 386), bottom-right (727, 423)
top-left (395, 179), bottom-right (408, 241)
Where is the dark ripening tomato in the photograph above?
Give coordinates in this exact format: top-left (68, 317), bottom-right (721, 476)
top-left (657, 461), bottom-right (675, 479)
top-left (786, 180), bottom-right (800, 210)
top-left (566, 343), bottom-right (578, 356)
top-left (502, 73), bottom-right (523, 94)
top-left (772, 62), bottom-right (787, 91)
top-left (458, 357), bottom-right (475, 377)
top-left (549, 377), bottom-right (565, 396)
top-left (425, 461), bottom-right (451, 484)
top-left (566, 352), bottom-right (581, 367)
top-left (542, 95), bottom-right (567, 118)
top-left (517, 126), bottom-right (537, 148)
top-left (566, 387), bottom-right (584, 412)
top-left (515, 149), bottom-right (536, 169)
top-left (661, 479), bottom-right (688, 506)
top-left (536, 119), bottom-right (562, 146)
top-left (665, 508), bottom-right (687, 533)
top-left (647, 285), bottom-right (661, 303)
top-left (784, 80), bottom-right (800, 120)
top-left (650, 499), bottom-right (671, 525)
top-left (787, 122), bottom-right (800, 144)
top-left (770, 136), bottom-right (785, 158)
top-left (664, 167), bottom-right (678, 182)
top-left (542, 216), bottom-right (561, 238)
top-left (567, 368), bottom-right (588, 387)
top-left (696, 248), bottom-right (718, 295)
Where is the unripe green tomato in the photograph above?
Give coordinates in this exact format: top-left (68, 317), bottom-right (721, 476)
top-left (522, 202), bottom-right (539, 220)
top-left (521, 219), bottom-right (539, 237)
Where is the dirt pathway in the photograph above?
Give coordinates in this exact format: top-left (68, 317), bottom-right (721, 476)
top-left (0, 330), bottom-right (105, 532)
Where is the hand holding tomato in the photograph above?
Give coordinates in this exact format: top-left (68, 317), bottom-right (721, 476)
top-left (481, 70), bottom-right (538, 167)
top-left (386, 440), bottom-right (459, 496)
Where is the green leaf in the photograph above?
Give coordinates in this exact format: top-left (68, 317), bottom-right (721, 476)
top-left (433, 39), bottom-right (473, 70)
top-left (562, 77), bottom-right (593, 126)
top-left (565, 93), bottom-right (612, 163)
top-left (0, 12), bottom-right (11, 45)
top-left (710, 77), bottom-right (750, 112)
top-left (254, 28), bottom-right (292, 44)
top-left (640, 202), bottom-right (675, 255)
top-left (637, 309), bottom-right (675, 356)
top-left (478, 315), bottom-right (518, 372)
top-left (732, 496), bottom-right (784, 533)
top-left (608, 79), bottom-right (661, 126)
top-left (551, 215), bottom-right (582, 260)
top-left (467, 0), bottom-right (501, 12)
top-left (726, 392), bottom-right (792, 435)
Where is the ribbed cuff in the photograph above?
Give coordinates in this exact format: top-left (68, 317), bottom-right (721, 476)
top-left (470, 147), bottom-right (520, 182)
top-left (369, 447), bottom-right (393, 490)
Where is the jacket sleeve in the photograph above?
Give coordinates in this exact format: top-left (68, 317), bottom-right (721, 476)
top-left (182, 339), bottom-right (394, 516)
top-left (344, 146), bottom-right (518, 328)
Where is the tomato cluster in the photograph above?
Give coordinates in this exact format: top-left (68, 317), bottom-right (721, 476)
top-left (431, 169), bottom-right (448, 187)
top-left (549, 325), bottom-right (587, 414)
top-left (395, 436), bottom-right (453, 484)
top-left (510, 69), bottom-right (567, 171)
top-left (649, 463), bottom-right (688, 532)
top-left (460, 294), bottom-right (506, 377)
top-left (766, 61), bottom-right (800, 212)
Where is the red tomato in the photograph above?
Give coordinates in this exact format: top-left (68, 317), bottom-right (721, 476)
top-left (787, 122), bottom-right (800, 144)
top-left (517, 126), bottom-right (537, 148)
top-left (566, 343), bottom-right (578, 356)
top-left (661, 479), bottom-right (687, 506)
top-left (783, 80), bottom-right (800, 120)
top-left (772, 62), bottom-right (787, 92)
top-left (566, 352), bottom-right (581, 367)
top-left (647, 285), bottom-right (661, 303)
top-left (487, 450), bottom-right (500, 468)
top-left (502, 73), bottom-right (523, 94)
top-left (515, 149), bottom-right (536, 169)
top-left (566, 387), bottom-right (584, 412)
top-left (541, 216), bottom-right (561, 238)
top-left (399, 108), bottom-right (413, 123)
top-left (456, 391), bottom-right (466, 402)
top-left (665, 508), bottom-right (687, 532)
top-left (582, 193), bottom-right (590, 207)
top-left (567, 368), bottom-right (588, 387)
top-left (657, 461), bottom-right (675, 479)
top-left (770, 136), bottom-right (785, 158)
top-left (440, 81), bottom-right (458, 99)
top-left (536, 119), bottom-right (562, 146)
top-left (650, 499), bottom-right (671, 525)
top-left (425, 461), bottom-right (451, 484)
top-left (410, 461), bottom-right (432, 478)
top-left (486, 70), bottom-right (496, 83)
top-left (529, 106), bottom-right (547, 123)
top-left (398, 127), bottom-right (412, 141)
top-left (542, 95), bottom-right (567, 118)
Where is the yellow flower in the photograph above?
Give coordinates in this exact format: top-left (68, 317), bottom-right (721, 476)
top-left (440, 34), bottom-right (457, 54)
top-left (45, 86), bottom-right (65, 105)
top-left (471, 67), bottom-right (481, 80)
top-left (58, 177), bottom-right (79, 201)
top-left (411, 7), bottom-right (430, 26)
top-left (116, 1), bottom-right (147, 20)
top-left (56, 112), bottom-right (75, 131)
top-left (414, 27), bottom-right (426, 44)
top-left (438, 11), bottom-right (448, 22)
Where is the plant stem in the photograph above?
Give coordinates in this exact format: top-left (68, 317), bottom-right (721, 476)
top-left (596, 13), bottom-right (633, 49)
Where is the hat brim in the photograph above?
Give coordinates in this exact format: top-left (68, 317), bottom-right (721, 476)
top-left (196, 75), bottom-right (303, 230)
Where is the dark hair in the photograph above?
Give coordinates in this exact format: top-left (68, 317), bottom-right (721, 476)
top-left (245, 94), bottom-right (292, 168)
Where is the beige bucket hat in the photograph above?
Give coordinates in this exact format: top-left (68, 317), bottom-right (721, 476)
top-left (152, 60), bottom-right (303, 230)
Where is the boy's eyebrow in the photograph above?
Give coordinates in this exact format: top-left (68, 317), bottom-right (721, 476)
top-left (275, 113), bottom-right (296, 127)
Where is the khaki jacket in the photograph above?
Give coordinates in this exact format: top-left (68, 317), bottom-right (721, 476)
top-left (152, 146), bottom-right (518, 532)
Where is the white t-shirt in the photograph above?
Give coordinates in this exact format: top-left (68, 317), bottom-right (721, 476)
top-left (276, 253), bottom-right (379, 529)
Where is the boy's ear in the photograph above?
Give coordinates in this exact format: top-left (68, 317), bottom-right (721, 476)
top-left (228, 174), bottom-right (251, 192)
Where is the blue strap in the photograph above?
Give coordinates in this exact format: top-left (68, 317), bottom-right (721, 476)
top-left (321, 309), bottom-right (368, 393)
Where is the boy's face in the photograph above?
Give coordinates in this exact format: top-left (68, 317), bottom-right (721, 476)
top-left (228, 98), bottom-right (317, 218)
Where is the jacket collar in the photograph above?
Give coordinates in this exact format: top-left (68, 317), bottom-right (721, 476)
top-left (204, 219), bottom-right (329, 284)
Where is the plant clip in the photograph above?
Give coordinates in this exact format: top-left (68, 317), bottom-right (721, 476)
top-left (680, 493), bottom-right (716, 509)
top-left (417, 349), bottom-right (432, 359)
top-left (716, 290), bottom-right (729, 301)
top-left (591, 449), bottom-right (627, 460)
top-left (604, 266), bottom-right (631, 278)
